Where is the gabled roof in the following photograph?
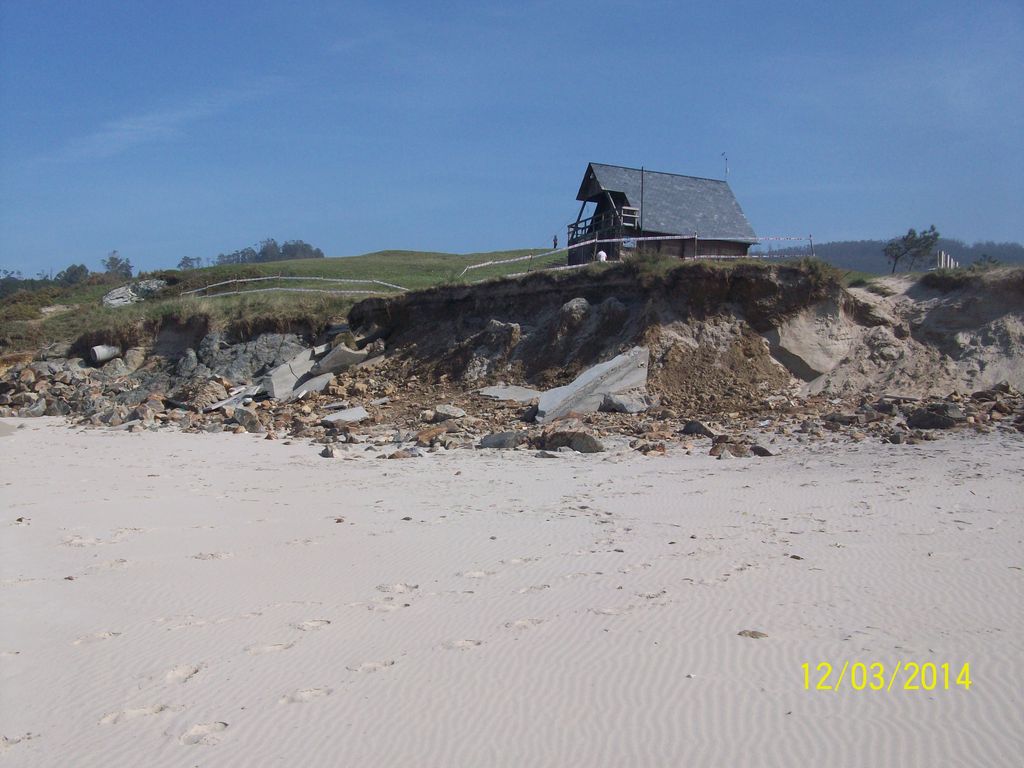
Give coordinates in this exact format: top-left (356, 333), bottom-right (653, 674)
top-left (576, 162), bottom-right (757, 243)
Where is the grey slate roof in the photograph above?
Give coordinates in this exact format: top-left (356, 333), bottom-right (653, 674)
top-left (577, 163), bottom-right (757, 242)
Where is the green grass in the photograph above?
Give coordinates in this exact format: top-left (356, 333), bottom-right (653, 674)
top-left (1, 247), bottom-right (555, 352)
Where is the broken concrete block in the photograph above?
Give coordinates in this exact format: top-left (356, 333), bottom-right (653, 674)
top-left (535, 347), bottom-right (649, 424)
top-left (312, 344), bottom-right (368, 376)
top-left (321, 406), bottom-right (370, 425)
top-left (263, 347), bottom-right (319, 399)
top-left (283, 372), bottom-right (334, 402)
top-left (477, 385), bottom-right (542, 403)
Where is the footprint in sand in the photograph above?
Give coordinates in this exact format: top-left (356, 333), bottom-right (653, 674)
top-left (99, 704), bottom-right (179, 725)
top-left (637, 589), bottom-right (670, 603)
top-left (346, 660), bottom-right (396, 673)
top-left (279, 687), bottom-right (333, 704)
top-left (1, 733), bottom-right (39, 752)
top-left (458, 570), bottom-right (496, 579)
top-left (61, 534), bottom-right (104, 547)
top-left (192, 552), bottom-right (233, 560)
top-left (73, 631), bottom-right (121, 645)
top-left (501, 557), bottom-right (540, 565)
top-left (90, 559), bottom-right (129, 571)
top-left (375, 582), bottom-right (418, 594)
top-left (165, 664), bottom-right (203, 684)
top-left (590, 606), bottom-right (633, 616)
top-left (517, 584), bottom-right (550, 594)
top-left (292, 619), bottom-right (331, 631)
top-left (246, 642), bottom-right (295, 655)
top-left (179, 721), bottom-right (228, 746)
top-left (503, 618), bottom-right (546, 631)
top-left (349, 600), bottom-right (403, 612)
top-left (442, 639), bottom-right (482, 651)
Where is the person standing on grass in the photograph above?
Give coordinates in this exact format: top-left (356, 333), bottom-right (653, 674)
top-left (553, 234), bottom-right (558, 251)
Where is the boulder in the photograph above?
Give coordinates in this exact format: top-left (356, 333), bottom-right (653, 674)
top-left (430, 404), bottom-right (466, 422)
top-left (479, 431), bottom-right (528, 449)
top-left (232, 407), bottom-right (264, 433)
top-left (535, 347), bottom-right (650, 423)
top-left (599, 392), bottom-right (650, 414)
top-left (681, 420), bottom-right (716, 438)
top-left (321, 406), bottom-right (370, 425)
top-left (906, 408), bottom-right (956, 430)
top-left (542, 430), bottom-right (605, 453)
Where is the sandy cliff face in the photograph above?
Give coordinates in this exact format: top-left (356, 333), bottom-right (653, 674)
top-left (349, 263), bottom-right (1024, 409)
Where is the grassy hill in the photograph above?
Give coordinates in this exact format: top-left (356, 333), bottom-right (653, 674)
top-left (0, 247), bottom-right (564, 355)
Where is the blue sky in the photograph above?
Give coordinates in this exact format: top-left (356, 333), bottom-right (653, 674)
top-left (1, 0), bottom-right (1021, 275)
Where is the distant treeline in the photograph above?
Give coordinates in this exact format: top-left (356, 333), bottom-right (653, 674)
top-left (195, 238), bottom-right (324, 268)
top-left (757, 239), bottom-right (1024, 274)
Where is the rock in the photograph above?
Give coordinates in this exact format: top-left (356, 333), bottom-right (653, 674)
top-left (321, 406), bottom-right (370, 425)
top-left (542, 430), bottom-right (605, 453)
top-left (416, 424), bottom-right (453, 446)
top-left (762, 298), bottom-right (852, 381)
top-left (312, 344), bottom-right (368, 376)
top-left (22, 398), bottom-right (47, 417)
top-left (123, 348), bottom-right (147, 373)
top-left (535, 347), bottom-right (650, 423)
top-left (633, 441), bottom-right (666, 455)
top-left (199, 332), bottom-right (307, 385)
top-left (599, 392), bottom-right (650, 414)
top-left (749, 444), bottom-right (775, 457)
top-left (172, 379), bottom-right (228, 411)
top-left (906, 408), bottom-right (956, 430)
top-left (534, 450), bottom-right (562, 458)
top-left (387, 449), bottom-right (416, 459)
top-left (176, 348), bottom-right (199, 377)
top-left (231, 407), bottom-right (264, 433)
top-left (430, 404), bottom-right (466, 422)
top-left (320, 445), bottom-right (341, 458)
top-left (737, 630), bottom-right (768, 639)
top-left (477, 385), bottom-right (542, 403)
top-left (681, 420), bottom-right (716, 438)
top-left (479, 431), bottom-right (528, 449)
top-left (101, 286), bottom-right (139, 307)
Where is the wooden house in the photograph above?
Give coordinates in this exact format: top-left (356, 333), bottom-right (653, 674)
top-left (566, 163), bottom-right (757, 264)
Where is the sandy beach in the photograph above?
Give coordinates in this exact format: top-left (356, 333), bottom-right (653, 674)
top-left (1, 417), bottom-right (1022, 766)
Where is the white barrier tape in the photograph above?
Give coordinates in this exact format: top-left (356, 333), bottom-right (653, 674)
top-left (459, 235), bottom-right (813, 275)
top-left (183, 275), bottom-right (408, 296)
top-left (193, 287), bottom-right (383, 299)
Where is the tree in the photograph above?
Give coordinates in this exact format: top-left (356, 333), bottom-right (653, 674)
top-left (55, 263), bottom-right (90, 285)
top-left (177, 256), bottom-right (203, 271)
top-left (256, 238), bottom-right (281, 263)
top-left (102, 250), bottom-right (133, 279)
top-left (885, 226), bottom-right (939, 274)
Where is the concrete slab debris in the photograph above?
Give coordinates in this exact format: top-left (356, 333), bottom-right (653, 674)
top-left (535, 347), bottom-right (649, 424)
top-left (477, 385), bottom-right (542, 403)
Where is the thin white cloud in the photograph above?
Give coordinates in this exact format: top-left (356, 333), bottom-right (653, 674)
top-left (47, 81), bottom-right (278, 162)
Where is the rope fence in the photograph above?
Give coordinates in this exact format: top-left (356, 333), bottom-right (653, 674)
top-left (459, 234), bottom-right (816, 278)
top-left (182, 275), bottom-right (409, 298)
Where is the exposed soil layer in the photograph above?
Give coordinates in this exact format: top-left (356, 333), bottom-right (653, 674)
top-left (348, 261), bottom-right (835, 412)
